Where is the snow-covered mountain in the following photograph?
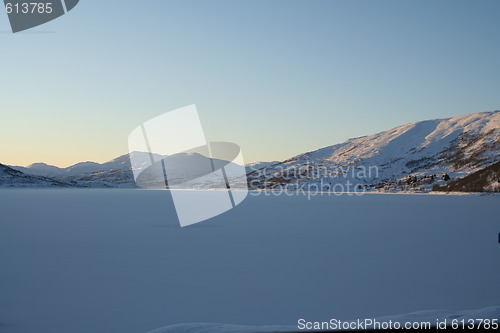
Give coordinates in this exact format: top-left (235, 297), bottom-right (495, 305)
top-left (8, 152), bottom-right (249, 188)
top-left (248, 111), bottom-right (500, 192)
top-left (4, 111), bottom-right (498, 190)
top-left (15, 162), bottom-right (64, 177)
top-left (0, 163), bottom-right (77, 187)
top-left (15, 153), bottom-right (135, 176)
top-left (245, 161), bottom-right (279, 174)
top-left (10, 153), bottom-right (141, 188)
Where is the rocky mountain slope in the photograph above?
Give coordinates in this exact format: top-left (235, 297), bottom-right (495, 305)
top-left (433, 161), bottom-right (499, 193)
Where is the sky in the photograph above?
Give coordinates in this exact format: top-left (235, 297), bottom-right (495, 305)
top-left (1, 0), bottom-right (499, 167)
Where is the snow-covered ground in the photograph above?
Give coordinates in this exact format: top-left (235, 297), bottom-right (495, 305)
top-left (149, 304), bottom-right (500, 332)
top-left (0, 190), bottom-right (498, 333)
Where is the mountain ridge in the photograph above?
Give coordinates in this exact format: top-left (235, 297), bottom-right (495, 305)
top-left (0, 163), bottom-right (78, 188)
top-left (3, 110), bottom-right (499, 191)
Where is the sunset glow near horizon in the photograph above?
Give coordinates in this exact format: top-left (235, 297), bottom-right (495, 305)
top-left (1, 0), bottom-right (500, 167)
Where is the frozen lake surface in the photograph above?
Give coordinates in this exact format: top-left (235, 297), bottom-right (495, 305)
top-left (0, 190), bottom-right (498, 333)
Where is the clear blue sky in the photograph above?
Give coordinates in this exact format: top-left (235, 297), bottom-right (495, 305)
top-left (1, 0), bottom-right (499, 167)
